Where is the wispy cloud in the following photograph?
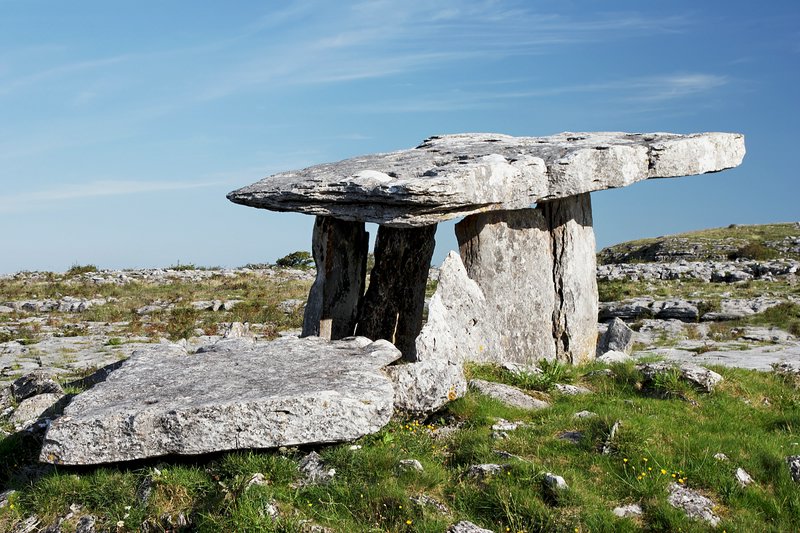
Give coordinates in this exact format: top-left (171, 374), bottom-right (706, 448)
top-left (0, 180), bottom-right (222, 214)
top-left (347, 72), bottom-right (730, 113)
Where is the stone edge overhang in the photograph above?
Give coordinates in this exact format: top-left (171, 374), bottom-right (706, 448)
top-left (226, 131), bottom-right (745, 227)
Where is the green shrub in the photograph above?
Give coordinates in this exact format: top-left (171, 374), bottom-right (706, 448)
top-left (65, 264), bottom-right (98, 276)
top-left (275, 251), bottom-right (314, 269)
top-left (727, 242), bottom-right (778, 260)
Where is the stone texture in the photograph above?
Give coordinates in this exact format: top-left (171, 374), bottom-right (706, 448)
top-left (356, 225), bottom-right (436, 359)
top-left (298, 451), bottom-right (336, 485)
top-left (637, 362), bottom-right (723, 392)
top-left (554, 383), bottom-right (592, 395)
top-left (466, 463), bottom-right (510, 480)
top-left (544, 194), bottom-right (598, 363)
top-left (398, 459), bottom-right (424, 472)
top-left (40, 336), bottom-right (401, 464)
top-left (735, 467), bottom-right (754, 487)
top-left (228, 132), bottom-right (745, 227)
top-left (613, 503), bottom-right (643, 518)
top-left (598, 318), bottom-right (634, 355)
top-left (544, 472), bottom-right (569, 492)
top-left (447, 521), bottom-right (494, 533)
top-left (456, 208), bottom-right (557, 363)
top-left (667, 483), bottom-right (720, 527)
top-left (469, 379), bottom-right (549, 410)
top-left (302, 216), bottom-right (368, 340)
top-left (11, 370), bottom-right (63, 402)
top-left (418, 197), bottom-right (597, 366)
top-left (386, 358), bottom-right (466, 414)
top-left (787, 455), bottom-right (800, 482)
top-left (597, 350), bottom-right (633, 364)
top-left (9, 393), bottom-right (64, 430)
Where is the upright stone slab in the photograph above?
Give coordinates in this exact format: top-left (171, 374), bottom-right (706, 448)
top-left (302, 216), bottom-right (368, 340)
top-left (356, 225), bottom-right (436, 360)
top-left (455, 209), bottom-right (557, 363)
top-left (542, 193), bottom-right (598, 363)
top-left (420, 195), bottom-right (598, 365)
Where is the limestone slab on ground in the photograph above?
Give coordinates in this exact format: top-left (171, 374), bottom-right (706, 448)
top-left (40, 336), bottom-right (401, 465)
top-left (228, 132), bottom-right (745, 227)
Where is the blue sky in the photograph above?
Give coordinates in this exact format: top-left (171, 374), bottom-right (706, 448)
top-left (1, 0), bottom-right (798, 273)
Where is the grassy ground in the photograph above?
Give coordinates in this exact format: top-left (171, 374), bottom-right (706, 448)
top-left (598, 222), bottom-right (800, 264)
top-left (1, 360), bottom-right (798, 532)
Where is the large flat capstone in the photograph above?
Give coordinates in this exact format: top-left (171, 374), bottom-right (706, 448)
top-left (40, 336), bottom-right (402, 465)
top-left (227, 131), bottom-right (745, 227)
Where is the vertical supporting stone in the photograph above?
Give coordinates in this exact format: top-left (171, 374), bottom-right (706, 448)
top-left (356, 224), bottom-right (436, 360)
top-left (301, 216), bottom-right (368, 340)
top-left (455, 209), bottom-right (557, 363)
top-left (541, 193), bottom-right (598, 364)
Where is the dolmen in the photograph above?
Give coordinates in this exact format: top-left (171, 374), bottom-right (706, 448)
top-left (40, 131), bottom-right (744, 464)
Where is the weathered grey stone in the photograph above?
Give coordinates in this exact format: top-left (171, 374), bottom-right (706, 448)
top-left (500, 361), bottom-right (542, 375)
top-left (409, 494), bottom-right (449, 514)
top-left (544, 194), bottom-right (598, 363)
top-left (558, 431), bottom-right (583, 443)
top-left (11, 370), bottom-right (63, 402)
top-left (613, 503), bottom-right (643, 518)
top-left (713, 453), bottom-right (729, 461)
top-left (574, 410), bottom-right (598, 419)
top-left (469, 379), bottom-right (549, 410)
top-left (40, 336), bottom-right (401, 464)
top-left (466, 463), bottom-right (510, 480)
top-left (735, 467), bottom-right (754, 487)
top-left (654, 300), bottom-right (699, 322)
top-left (398, 459), bottom-right (424, 472)
top-left (554, 383), bottom-right (592, 395)
top-left (455, 208), bottom-right (557, 363)
top-left (602, 421), bottom-right (622, 455)
top-left (9, 393), bottom-right (64, 430)
top-left (447, 521), bottom-right (494, 533)
top-left (297, 451), bottom-right (336, 485)
top-left (787, 455), bottom-right (800, 482)
top-left (597, 350), bottom-right (633, 364)
top-left (599, 318), bottom-right (634, 354)
top-left (75, 515), bottom-right (97, 533)
top-left (491, 418), bottom-right (527, 439)
top-left (667, 483), bottom-right (720, 527)
top-left (228, 132), bottom-right (745, 227)
top-left (356, 224), bottom-right (436, 359)
top-left (637, 362), bottom-right (723, 392)
top-left (386, 358), bottom-right (466, 414)
top-left (0, 489), bottom-right (15, 508)
top-left (302, 216), bottom-right (368, 340)
top-left (544, 472), bottom-right (569, 492)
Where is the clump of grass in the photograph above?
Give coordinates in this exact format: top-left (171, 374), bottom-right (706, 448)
top-left (65, 264), bottom-right (98, 276)
top-left (727, 242), bottom-right (779, 261)
top-left (745, 302), bottom-right (800, 336)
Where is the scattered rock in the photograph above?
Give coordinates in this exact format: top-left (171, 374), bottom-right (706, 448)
top-left (245, 473), bottom-right (268, 489)
top-left (279, 299), bottom-right (305, 314)
top-left (554, 383), bottom-right (592, 395)
top-left (773, 361), bottom-right (800, 375)
top-left (667, 482), bottom-right (720, 527)
top-left (387, 358), bottom-right (466, 414)
top-left (11, 370), bottom-right (63, 401)
top-left (491, 418), bottom-right (526, 439)
top-left (601, 420), bottom-right (622, 455)
top-left (469, 379), bottom-right (549, 410)
top-left (597, 350), bottom-right (632, 364)
top-left (9, 392), bottom-right (64, 430)
top-left (543, 472), bottom-right (569, 492)
top-left (713, 453), bottom-right (729, 461)
top-left (12, 515), bottom-right (40, 533)
top-left (598, 318), bottom-right (634, 354)
top-left (409, 494), bottom-right (449, 514)
top-left (558, 431), bottom-right (583, 443)
top-left (613, 503), bottom-right (643, 518)
top-left (0, 489), bottom-right (15, 508)
top-left (447, 521), bottom-right (494, 533)
top-left (297, 451), bottom-right (336, 486)
top-left (636, 362), bottom-right (723, 392)
top-left (466, 463), bottom-right (510, 481)
top-left (41, 336), bottom-right (401, 464)
top-left (573, 410), bottom-right (597, 419)
top-left (735, 467), bottom-right (754, 487)
top-left (398, 459), bottom-right (424, 472)
top-left (500, 361), bottom-right (542, 375)
top-left (786, 455), bottom-right (800, 482)
top-left (75, 515), bottom-right (97, 533)
top-left (221, 321), bottom-right (251, 339)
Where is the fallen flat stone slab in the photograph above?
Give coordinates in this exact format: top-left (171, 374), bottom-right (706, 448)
top-left (40, 336), bottom-right (401, 464)
top-left (469, 379), bottom-right (549, 410)
top-left (228, 132), bottom-right (745, 227)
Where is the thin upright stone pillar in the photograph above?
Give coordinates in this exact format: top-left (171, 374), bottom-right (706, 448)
top-left (541, 193), bottom-right (598, 364)
top-left (356, 224), bottom-right (436, 360)
top-left (301, 216), bottom-right (369, 340)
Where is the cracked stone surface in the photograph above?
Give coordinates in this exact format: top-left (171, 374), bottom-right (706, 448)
top-left (228, 131), bottom-right (745, 227)
top-left (40, 336), bottom-right (401, 464)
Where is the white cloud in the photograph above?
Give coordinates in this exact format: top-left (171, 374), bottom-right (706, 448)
top-left (0, 180), bottom-right (223, 214)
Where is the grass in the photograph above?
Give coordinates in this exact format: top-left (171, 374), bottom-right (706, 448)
top-left (598, 222), bottom-right (800, 264)
top-left (1, 361), bottom-right (798, 532)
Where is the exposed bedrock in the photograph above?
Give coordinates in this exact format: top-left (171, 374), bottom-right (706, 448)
top-left (302, 216), bottom-right (368, 340)
top-left (418, 194), bottom-right (598, 365)
top-left (356, 225), bottom-right (436, 360)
